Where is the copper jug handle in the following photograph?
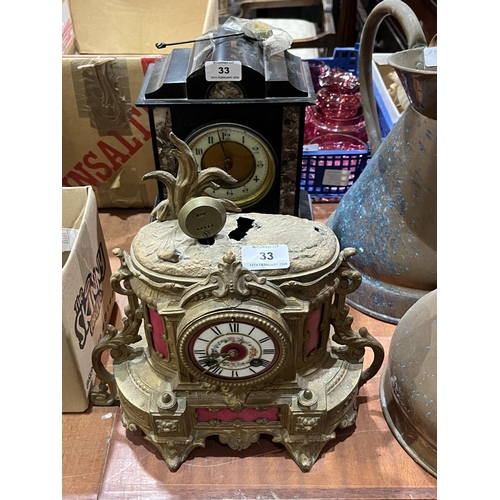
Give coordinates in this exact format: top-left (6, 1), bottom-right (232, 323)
top-left (359, 0), bottom-right (427, 153)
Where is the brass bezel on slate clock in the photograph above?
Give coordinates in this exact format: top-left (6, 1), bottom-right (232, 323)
top-left (186, 122), bottom-right (277, 209)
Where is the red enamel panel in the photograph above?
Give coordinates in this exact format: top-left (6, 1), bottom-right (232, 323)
top-left (196, 407), bottom-right (280, 422)
top-left (148, 308), bottom-right (168, 358)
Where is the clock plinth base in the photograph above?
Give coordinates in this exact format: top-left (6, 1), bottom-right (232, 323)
top-left (113, 345), bottom-right (363, 472)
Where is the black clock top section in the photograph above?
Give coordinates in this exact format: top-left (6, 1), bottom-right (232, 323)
top-left (187, 26), bottom-right (265, 99)
top-left (137, 28), bottom-right (315, 104)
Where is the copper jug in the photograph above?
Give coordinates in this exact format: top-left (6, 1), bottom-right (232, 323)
top-left (326, 0), bottom-right (437, 323)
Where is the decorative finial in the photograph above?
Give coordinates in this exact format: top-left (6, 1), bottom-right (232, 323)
top-left (143, 132), bottom-right (242, 222)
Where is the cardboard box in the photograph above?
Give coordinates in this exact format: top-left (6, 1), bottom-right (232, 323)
top-left (62, 186), bottom-right (115, 412)
top-left (372, 53), bottom-right (403, 131)
top-left (68, 0), bottom-right (219, 54)
top-left (62, 53), bottom-right (163, 208)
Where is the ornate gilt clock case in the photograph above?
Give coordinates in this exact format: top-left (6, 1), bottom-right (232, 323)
top-left (91, 134), bottom-right (384, 472)
top-left (135, 25), bottom-right (315, 216)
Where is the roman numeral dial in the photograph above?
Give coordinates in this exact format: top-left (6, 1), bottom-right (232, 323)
top-left (188, 320), bottom-right (280, 381)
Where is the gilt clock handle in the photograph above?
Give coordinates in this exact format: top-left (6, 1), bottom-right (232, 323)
top-left (90, 326), bottom-right (120, 406)
top-left (90, 249), bottom-right (144, 406)
top-left (357, 327), bottom-right (385, 389)
top-left (90, 309), bottom-right (144, 406)
top-left (330, 248), bottom-right (385, 389)
top-left (330, 311), bottom-right (385, 389)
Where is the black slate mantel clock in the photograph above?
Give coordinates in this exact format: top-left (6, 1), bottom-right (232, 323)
top-left (136, 26), bottom-right (315, 216)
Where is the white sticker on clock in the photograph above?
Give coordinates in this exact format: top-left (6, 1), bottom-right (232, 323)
top-left (242, 245), bottom-right (290, 270)
top-left (205, 61), bottom-right (242, 81)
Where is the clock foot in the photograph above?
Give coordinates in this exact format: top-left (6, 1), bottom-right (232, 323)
top-left (146, 434), bottom-right (207, 472)
top-left (274, 429), bottom-right (337, 472)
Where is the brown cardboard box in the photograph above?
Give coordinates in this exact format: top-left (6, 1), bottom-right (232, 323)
top-left (62, 53), bottom-right (162, 208)
top-left (62, 186), bottom-right (115, 412)
top-left (62, 0), bottom-right (218, 208)
top-left (67, 0), bottom-right (219, 54)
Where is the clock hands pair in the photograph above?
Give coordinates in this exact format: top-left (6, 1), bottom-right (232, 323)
top-left (217, 130), bottom-right (233, 173)
top-left (201, 348), bottom-right (239, 374)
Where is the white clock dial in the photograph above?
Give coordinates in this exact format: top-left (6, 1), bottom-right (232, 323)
top-left (186, 123), bottom-right (276, 208)
top-left (190, 321), bottom-right (279, 380)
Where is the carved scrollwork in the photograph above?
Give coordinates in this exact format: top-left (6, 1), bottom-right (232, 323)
top-left (334, 248), bottom-right (363, 295)
top-left (206, 419), bottom-right (222, 427)
top-left (90, 254), bottom-right (144, 406)
top-left (109, 248), bottom-right (135, 296)
top-left (218, 423), bottom-right (261, 451)
top-left (155, 418), bottom-right (180, 434)
top-left (275, 428), bottom-right (338, 472)
top-left (339, 406), bottom-right (358, 429)
top-left (295, 416), bottom-right (321, 432)
top-left (121, 411), bottom-right (138, 432)
top-left (329, 248), bottom-right (385, 389)
top-left (280, 269), bottom-right (340, 309)
top-left (118, 248), bottom-right (188, 297)
top-left (219, 385), bottom-right (250, 412)
top-left (180, 251), bottom-right (287, 309)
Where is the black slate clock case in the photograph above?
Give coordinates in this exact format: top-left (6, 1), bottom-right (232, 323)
top-left (136, 27), bottom-right (315, 216)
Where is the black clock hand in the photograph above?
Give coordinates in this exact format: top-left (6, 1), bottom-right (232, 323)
top-left (202, 349), bottom-right (239, 373)
top-left (216, 130), bottom-right (233, 172)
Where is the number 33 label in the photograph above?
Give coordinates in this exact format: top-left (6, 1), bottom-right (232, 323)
top-left (205, 61), bottom-right (242, 81)
top-left (242, 245), bottom-right (290, 270)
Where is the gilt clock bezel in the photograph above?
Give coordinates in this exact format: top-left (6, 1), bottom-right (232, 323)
top-left (178, 310), bottom-right (289, 388)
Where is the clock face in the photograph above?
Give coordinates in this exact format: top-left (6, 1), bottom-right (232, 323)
top-left (186, 123), bottom-right (277, 209)
top-left (179, 312), bottom-right (289, 387)
top-left (190, 321), bottom-right (279, 380)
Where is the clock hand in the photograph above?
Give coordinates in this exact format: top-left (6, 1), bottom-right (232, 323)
top-left (216, 130), bottom-right (233, 172)
top-left (202, 348), bottom-right (239, 373)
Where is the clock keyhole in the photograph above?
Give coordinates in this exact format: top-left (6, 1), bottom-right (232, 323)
top-left (223, 156), bottom-right (233, 171)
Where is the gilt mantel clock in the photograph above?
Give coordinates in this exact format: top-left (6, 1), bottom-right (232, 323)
top-left (136, 24), bottom-right (315, 215)
top-left (91, 134), bottom-right (384, 472)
